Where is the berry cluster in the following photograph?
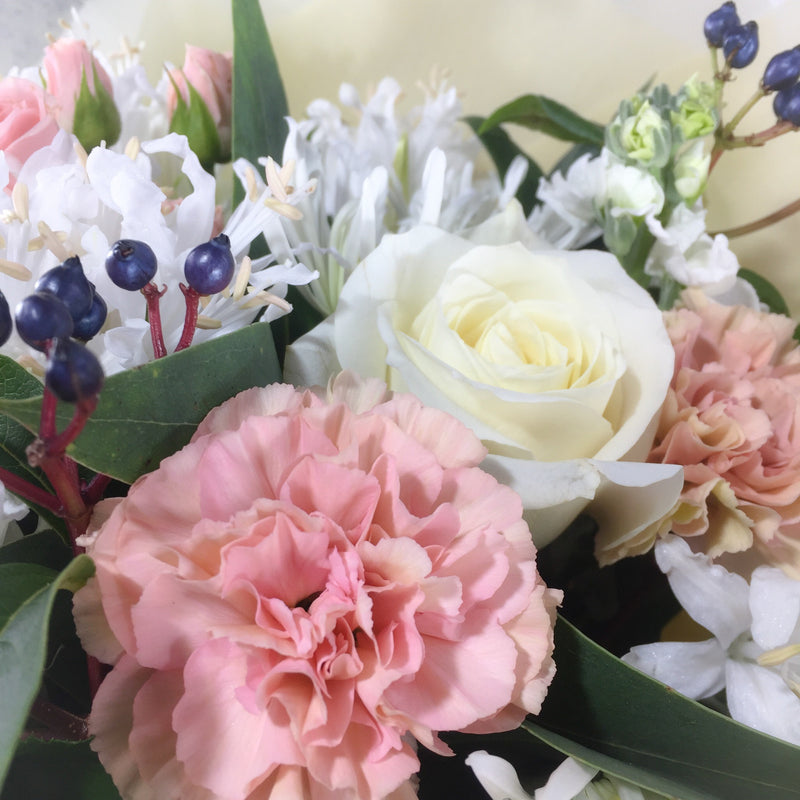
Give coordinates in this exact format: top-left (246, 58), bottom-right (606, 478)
top-left (12, 257), bottom-right (106, 404)
top-left (705, 2), bottom-right (800, 126)
top-left (104, 233), bottom-right (235, 358)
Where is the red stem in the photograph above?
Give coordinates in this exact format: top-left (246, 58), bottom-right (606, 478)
top-left (141, 282), bottom-right (168, 359)
top-left (175, 284), bottom-right (200, 352)
top-left (0, 465), bottom-right (61, 513)
top-left (45, 398), bottom-right (98, 457)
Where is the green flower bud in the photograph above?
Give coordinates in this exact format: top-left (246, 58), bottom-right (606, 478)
top-left (672, 140), bottom-right (711, 204)
top-left (672, 76), bottom-right (718, 141)
top-left (607, 99), bottom-right (671, 168)
top-left (72, 64), bottom-right (121, 151)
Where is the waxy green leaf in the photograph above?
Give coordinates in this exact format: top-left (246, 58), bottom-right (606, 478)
top-left (738, 268), bottom-right (791, 317)
top-left (0, 323), bottom-right (281, 485)
top-left (0, 555), bottom-right (95, 788)
top-left (1, 738), bottom-right (120, 800)
top-left (232, 0), bottom-right (289, 175)
top-left (480, 94), bottom-right (605, 146)
top-left (525, 617), bottom-right (800, 800)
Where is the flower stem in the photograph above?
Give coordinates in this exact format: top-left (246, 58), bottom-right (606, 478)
top-left (175, 284), bottom-right (200, 352)
top-left (721, 88), bottom-right (766, 138)
top-left (0, 465), bottom-right (61, 513)
top-left (27, 697), bottom-right (89, 741)
top-left (711, 196), bottom-right (800, 238)
top-left (141, 282), bottom-right (168, 359)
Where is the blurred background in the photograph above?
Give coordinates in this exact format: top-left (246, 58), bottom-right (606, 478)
top-left (3, 0), bottom-right (799, 312)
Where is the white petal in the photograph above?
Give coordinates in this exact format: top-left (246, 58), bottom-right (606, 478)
top-left (749, 566), bottom-right (800, 650)
top-left (534, 758), bottom-right (598, 800)
top-left (283, 317), bottom-right (343, 389)
top-left (465, 751), bottom-right (533, 800)
top-left (725, 660), bottom-right (800, 746)
top-left (654, 535), bottom-right (750, 648)
top-left (623, 639), bottom-right (726, 699)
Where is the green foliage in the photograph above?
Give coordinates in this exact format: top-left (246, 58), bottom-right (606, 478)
top-left (168, 75), bottom-right (225, 168)
top-left (72, 64), bottom-right (121, 151)
top-left (0, 555), bottom-right (95, 787)
top-left (480, 94), bottom-right (605, 146)
top-left (526, 617), bottom-right (800, 800)
top-left (738, 268), bottom-right (791, 317)
top-left (0, 323), bottom-right (281, 484)
top-left (231, 0), bottom-right (289, 207)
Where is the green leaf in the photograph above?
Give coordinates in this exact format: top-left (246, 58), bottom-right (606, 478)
top-left (1, 738), bottom-right (120, 800)
top-left (0, 555), bottom-right (95, 788)
top-left (0, 324), bottom-right (281, 484)
top-left (480, 95), bottom-right (606, 147)
top-left (465, 116), bottom-right (543, 214)
top-left (232, 0), bottom-right (289, 195)
top-left (526, 616), bottom-right (800, 800)
top-left (549, 141), bottom-right (602, 178)
top-left (738, 268), bottom-right (791, 317)
top-left (0, 563), bottom-right (57, 631)
top-left (0, 530), bottom-right (71, 572)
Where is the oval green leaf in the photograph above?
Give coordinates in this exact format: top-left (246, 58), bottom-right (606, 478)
top-left (0, 555), bottom-right (95, 788)
top-left (0, 323), bottom-right (281, 484)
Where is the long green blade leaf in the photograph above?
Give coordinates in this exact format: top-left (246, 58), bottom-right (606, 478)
top-left (0, 555), bottom-right (95, 787)
top-left (527, 617), bottom-right (800, 800)
top-left (0, 324), bottom-right (281, 484)
top-left (232, 0), bottom-right (289, 168)
top-left (480, 94), bottom-right (605, 146)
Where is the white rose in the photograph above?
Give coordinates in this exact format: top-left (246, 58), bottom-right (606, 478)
top-left (285, 202), bottom-right (682, 557)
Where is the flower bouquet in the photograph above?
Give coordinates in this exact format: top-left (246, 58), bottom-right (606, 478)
top-left (1, 1), bottom-right (800, 798)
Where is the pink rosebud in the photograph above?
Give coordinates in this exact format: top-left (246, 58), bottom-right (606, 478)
top-left (167, 45), bottom-right (233, 159)
top-left (43, 38), bottom-right (114, 132)
top-left (0, 77), bottom-right (59, 182)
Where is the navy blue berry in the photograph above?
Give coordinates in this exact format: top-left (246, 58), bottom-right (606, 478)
top-left (72, 287), bottom-right (108, 341)
top-left (45, 337), bottom-right (104, 403)
top-left (183, 234), bottom-right (235, 295)
top-left (14, 292), bottom-right (74, 351)
top-left (105, 239), bottom-right (158, 291)
top-left (0, 291), bottom-right (11, 347)
top-left (35, 256), bottom-right (93, 322)
top-left (704, 2), bottom-right (740, 47)
top-left (774, 83), bottom-right (800, 125)
top-left (763, 47), bottom-right (800, 92)
top-left (723, 21), bottom-right (759, 69)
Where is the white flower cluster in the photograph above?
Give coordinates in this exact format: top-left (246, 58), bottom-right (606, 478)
top-left (264, 74), bottom-right (524, 315)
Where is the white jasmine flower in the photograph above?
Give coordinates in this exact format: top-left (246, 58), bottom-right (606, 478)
top-left (265, 75), bottom-right (514, 315)
top-left (466, 751), bottom-right (669, 800)
top-left (0, 131), bottom-right (316, 374)
top-left (624, 535), bottom-right (800, 746)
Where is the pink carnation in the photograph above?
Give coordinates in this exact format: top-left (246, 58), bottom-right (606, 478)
top-left (649, 290), bottom-right (800, 575)
top-left (74, 372), bottom-right (560, 800)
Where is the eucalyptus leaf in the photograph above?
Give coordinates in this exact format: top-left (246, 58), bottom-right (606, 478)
top-left (465, 116), bottom-right (543, 214)
top-left (1, 738), bottom-right (120, 800)
top-left (0, 324), bottom-right (281, 485)
top-left (479, 95), bottom-right (605, 146)
top-left (527, 616), bottom-right (800, 800)
top-left (738, 268), bottom-right (790, 317)
top-left (232, 0), bottom-right (289, 206)
top-left (0, 555), bottom-right (95, 788)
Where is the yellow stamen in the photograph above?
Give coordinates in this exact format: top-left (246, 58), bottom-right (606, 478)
top-left (125, 136), bottom-right (141, 161)
top-left (245, 166), bottom-right (259, 202)
top-left (12, 182), bottom-right (28, 222)
top-left (17, 355), bottom-right (44, 377)
top-left (196, 315), bottom-right (222, 330)
top-left (757, 643), bottom-right (800, 668)
top-left (0, 258), bottom-right (32, 281)
top-left (263, 197), bottom-right (303, 221)
top-left (74, 141), bottom-right (89, 168)
top-left (232, 256), bottom-right (252, 301)
top-left (240, 290), bottom-right (291, 312)
top-left (199, 294), bottom-right (212, 309)
top-left (37, 222), bottom-right (70, 261)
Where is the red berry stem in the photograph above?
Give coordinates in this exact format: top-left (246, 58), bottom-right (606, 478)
top-left (141, 282), bottom-right (168, 359)
top-left (175, 284), bottom-right (200, 352)
top-left (45, 397), bottom-right (98, 459)
top-left (0, 465), bottom-right (61, 514)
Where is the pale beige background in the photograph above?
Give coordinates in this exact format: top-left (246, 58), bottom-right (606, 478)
top-left (13, 0), bottom-right (800, 313)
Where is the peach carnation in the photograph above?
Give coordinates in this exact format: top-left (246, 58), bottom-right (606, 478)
top-left (73, 372), bottom-right (560, 800)
top-left (649, 290), bottom-right (800, 575)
